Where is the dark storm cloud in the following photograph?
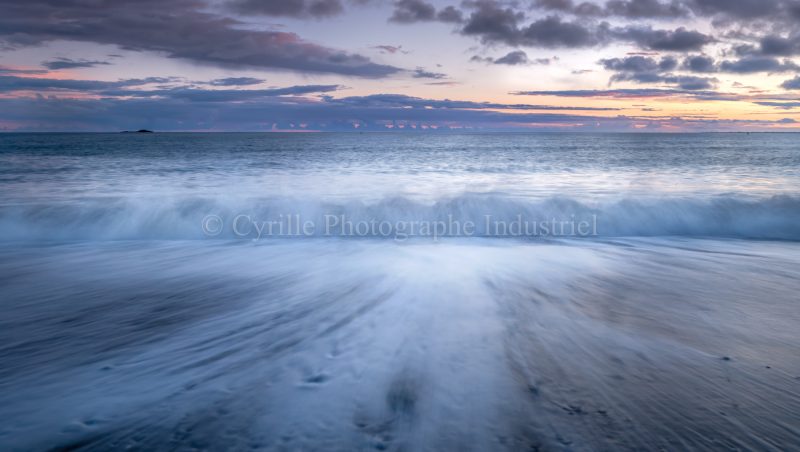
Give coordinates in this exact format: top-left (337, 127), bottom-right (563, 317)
top-left (0, 0), bottom-right (400, 78)
top-left (782, 76), bottom-right (800, 89)
top-left (208, 77), bottom-right (265, 87)
top-left (41, 58), bottom-right (112, 70)
top-left (494, 51), bottom-right (530, 65)
top-left (227, 0), bottom-right (344, 18)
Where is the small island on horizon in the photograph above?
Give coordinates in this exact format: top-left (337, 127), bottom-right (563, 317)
top-left (120, 129), bottom-right (154, 134)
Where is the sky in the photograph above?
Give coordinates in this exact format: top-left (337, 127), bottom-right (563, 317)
top-left (1, 0), bottom-right (800, 131)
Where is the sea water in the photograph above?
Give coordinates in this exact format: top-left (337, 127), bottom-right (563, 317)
top-left (1, 133), bottom-right (799, 450)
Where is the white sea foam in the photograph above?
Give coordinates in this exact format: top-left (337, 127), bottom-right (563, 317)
top-left (1, 194), bottom-right (799, 240)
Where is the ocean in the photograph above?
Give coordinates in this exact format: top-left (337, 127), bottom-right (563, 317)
top-left (1, 132), bottom-right (799, 450)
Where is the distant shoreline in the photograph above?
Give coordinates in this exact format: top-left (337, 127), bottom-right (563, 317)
top-left (1, 130), bottom-right (798, 135)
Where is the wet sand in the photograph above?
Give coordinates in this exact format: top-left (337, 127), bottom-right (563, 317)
top-left (1, 238), bottom-right (799, 451)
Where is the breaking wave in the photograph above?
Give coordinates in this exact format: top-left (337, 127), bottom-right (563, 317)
top-left (1, 194), bottom-right (799, 241)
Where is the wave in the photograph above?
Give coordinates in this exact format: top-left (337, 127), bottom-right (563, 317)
top-left (1, 194), bottom-right (799, 241)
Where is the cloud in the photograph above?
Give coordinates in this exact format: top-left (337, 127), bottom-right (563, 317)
top-left (2, 89), bottom-right (794, 132)
top-left (757, 35), bottom-right (800, 56)
top-left (437, 6), bottom-right (465, 23)
top-left (227, 0), bottom-right (344, 18)
top-left (208, 77), bottom-right (265, 86)
top-left (0, 75), bottom-right (130, 92)
top-left (682, 55), bottom-right (716, 72)
top-left (535, 0), bottom-right (690, 19)
top-left (0, 75), bottom-right (338, 101)
top-left (41, 58), bottom-right (112, 70)
top-left (493, 50), bottom-right (530, 65)
top-left (325, 93), bottom-right (620, 110)
top-left (388, 0), bottom-right (464, 23)
top-left (460, 1), bottom-right (526, 46)
top-left (754, 101), bottom-right (800, 109)
top-left (0, 76), bottom-right (183, 93)
top-left (0, 92), bottom-right (627, 131)
top-left (661, 75), bottom-right (716, 90)
top-left (600, 55), bottom-right (715, 90)
top-left (782, 76), bottom-right (800, 90)
top-left (461, 4), bottom-right (605, 48)
top-left (0, 65), bottom-right (47, 75)
top-left (373, 45), bottom-right (407, 54)
top-left (512, 88), bottom-right (728, 99)
top-left (607, 72), bottom-right (717, 90)
top-left (471, 51), bottom-right (550, 65)
top-left (719, 56), bottom-right (799, 73)
top-left (390, 0), bottom-right (436, 23)
top-left (613, 26), bottom-right (713, 51)
top-left (412, 68), bottom-right (447, 79)
top-left (115, 85), bottom-right (342, 102)
top-left (534, 0), bottom-right (574, 11)
top-left (676, 54), bottom-right (799, 75)
top-left (520, 16), bottom-right (602, 47)
top-left (4, 93), bottom-right (792, 132)
top-left (459, 2), bottom-right (712, 51)
top-left (604, 0), bottom-right (690, 18)
top-left (600, 56), bottom-right (677, 73)
top-left (0, 0), bottom-right (400, 78)
top-left (684, 0), bottom-right (783, 19)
